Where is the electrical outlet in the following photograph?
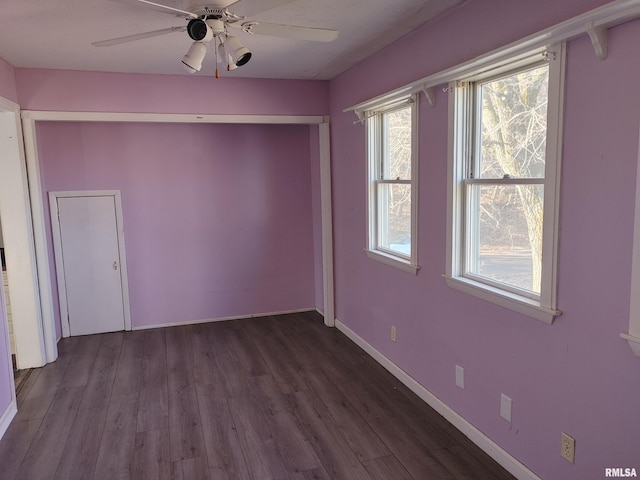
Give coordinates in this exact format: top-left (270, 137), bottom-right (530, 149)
top-left (455, 365), bottom-right (464, 389)
top-left (390, 325), bottom-right (397, 342)
top-left (561, 432), bottom-right (575, 463)
top-left (500, 394), bottom-right (512, 422)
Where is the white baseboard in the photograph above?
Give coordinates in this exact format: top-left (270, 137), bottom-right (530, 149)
top-left (0, 399), bottom-right (17, 441)
top-left (131, 308), bottom-right (317, 331)
top-left (335, 318), bottom-right (541, 480)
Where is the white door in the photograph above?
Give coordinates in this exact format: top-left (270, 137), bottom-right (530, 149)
top-left (56, 195), bottom-right (126, 336)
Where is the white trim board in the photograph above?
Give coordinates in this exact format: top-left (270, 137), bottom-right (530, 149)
top-left (0, 96), bottom-right (19, 113)
top-left (319, 122), bottom-right (335, 327)
top-left (22, 110), bottom-right (328, 125)
top-left (621, 124), bottom-right (640, 357)
top-left (21, 118), bottom-right (57, 364)
top-left (335, 318), bottom-right (541, 480)
top-left (0, 101), bottom-right (50, 368)
top-left (0, 401), bottom-right (17, 441)
top-left (131, 308), bottom-right (317, 331)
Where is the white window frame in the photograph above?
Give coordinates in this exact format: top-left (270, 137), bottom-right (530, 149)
top-left (365, 95), bottom-right (419, 274)
top-left (445, 45), bottom-right (565, 323)
top-left (621, 123), bottom-right (640, 357)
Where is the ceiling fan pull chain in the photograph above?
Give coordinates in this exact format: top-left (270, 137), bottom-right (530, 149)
top-left (214, 38), bottom-right (220, 79)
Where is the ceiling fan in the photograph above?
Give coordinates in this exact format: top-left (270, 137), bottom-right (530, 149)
top-left (93, 0), bottom-right (340, 76)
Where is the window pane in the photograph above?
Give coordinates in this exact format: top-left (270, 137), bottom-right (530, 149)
top-left (477, 65), bottom-right (549, 179)
top-left (382, 107), bottom-right (412, 180)
top-left (378, 183), bottom-right (411, 256)
top-left (467, 184), bottom-right (543, 294)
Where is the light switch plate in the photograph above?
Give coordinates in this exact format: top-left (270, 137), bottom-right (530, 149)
top-left (500, 394), bottom-right (512, 422)
top-left (455, 365), bottom-right (464, 389)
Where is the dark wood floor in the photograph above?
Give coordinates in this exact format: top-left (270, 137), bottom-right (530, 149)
top-left (0, 311), bottom-right (516, 480)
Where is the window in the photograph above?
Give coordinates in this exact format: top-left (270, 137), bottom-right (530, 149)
top-left (366, 95), bottom-right (419, 274)
top-left (446, 47), bottom-right (565, 322)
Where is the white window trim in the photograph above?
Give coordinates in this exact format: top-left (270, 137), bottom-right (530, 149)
top-left (445, 45), bottom-right (565, 324)
top-left (365, 95), bottom-right (420, 274)
top-left (621, 124), bottom-right (640, 357)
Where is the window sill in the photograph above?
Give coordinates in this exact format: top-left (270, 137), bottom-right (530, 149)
top-left (365, 249), bottom-right (419, 275)
top-left (443, 275), bottom-right (561, 324)
top-left (620, 333), bottom-right (640, 357)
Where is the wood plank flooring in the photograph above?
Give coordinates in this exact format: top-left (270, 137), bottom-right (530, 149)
top-left (0, 311), bottom-right (516, 480)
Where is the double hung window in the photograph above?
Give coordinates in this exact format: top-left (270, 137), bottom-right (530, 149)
top-left (446, 47), bottom-right (565, 322)
top-left (366, 95), bottom-right (419, 273)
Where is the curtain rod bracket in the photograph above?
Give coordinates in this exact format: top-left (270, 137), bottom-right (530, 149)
top-left (586, 21), bottom-right (608, 60)
top-left (422, 86), bottom-right (436, 107)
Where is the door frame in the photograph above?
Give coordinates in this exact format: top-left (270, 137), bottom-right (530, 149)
top-left (0, 96), bottom-right (52, 368)
top-left (50, 190), bottom-right (132, 337)
top-left (21, 110), bottom-right (334, 361)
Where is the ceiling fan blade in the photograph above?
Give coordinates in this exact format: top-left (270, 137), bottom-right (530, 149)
top-left (241, 22), bottom-right (339, 42)
top-left (123, 0), bottom-right (198, 18)
top-left (232, 0), bottom-right (298, 17)
top-left (209, 0), bottom-right (242, 9)
top-left (92, 26), bottom-right (186, 47)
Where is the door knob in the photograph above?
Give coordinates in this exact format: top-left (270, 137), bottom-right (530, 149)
top-left (113, 261), bottom-right (118, 270)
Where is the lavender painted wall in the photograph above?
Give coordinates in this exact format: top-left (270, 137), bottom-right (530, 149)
top-left (330, 1), bottom-right (640, 479)
top-left (37, 121), bottom-right (316, 330)
top-left (0, 56), bottom-right (17, 104)
top-left (13, 68), bottom-right (328, 336)
top-left (15, 69), bottom-right (329, 116)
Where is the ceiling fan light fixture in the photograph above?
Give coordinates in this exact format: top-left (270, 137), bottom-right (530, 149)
top-left (218, 42), bottom-right (237, 71)
top-left (187, 18), bottom-right (213, 42)
top-left (226, 57), bottom-right (238, 71)
top-left (223, 36), bottom-right (251, 67)
top-left (182, 41), bottom-right (207, 73)
top-left (205, 18), bottom-right (226, 36)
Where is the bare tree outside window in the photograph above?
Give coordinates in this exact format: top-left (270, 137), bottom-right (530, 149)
top-left (379, 106), bottom-right (412, 254)
top-left (470, 64), bottom-right (549, 293)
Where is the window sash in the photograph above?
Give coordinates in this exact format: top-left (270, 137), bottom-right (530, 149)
top-left (376, 181), bottom-right (412, 259)
top-left (461, 61), bottom-right (550, 298)
top-left (446, 44), bottom-right (565, 321)
top-left (463, 182), bottom-right (544, 299)
top-left (464, 178), bottom-right (544, 185)
top-left (470, 62), bottom-right (550, 182)
top-left (366, 95), bottom-right (418, 271)
top-left (379, 105), bottom-right (413, 181)
top-left (377, 179), bottom-right (412, 185)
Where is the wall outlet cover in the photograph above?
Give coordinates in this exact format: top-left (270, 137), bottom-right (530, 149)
top-left (561, 432), bottom-right (575, 463)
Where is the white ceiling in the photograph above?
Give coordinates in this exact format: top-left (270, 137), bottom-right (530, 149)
top-left (0, 0), bottom-right (462, 80)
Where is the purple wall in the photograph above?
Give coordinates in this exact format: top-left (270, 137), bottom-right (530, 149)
top-left (37, 121), bottom-right (316, 330)
top-left (0, 55), bottom-right (17, 431)
top-left (0, 56), bottom-right (17, 104)
top-left (15, 69), bottom-right (329, 115)
top-left (330, 1), bottom-right (640, 479)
